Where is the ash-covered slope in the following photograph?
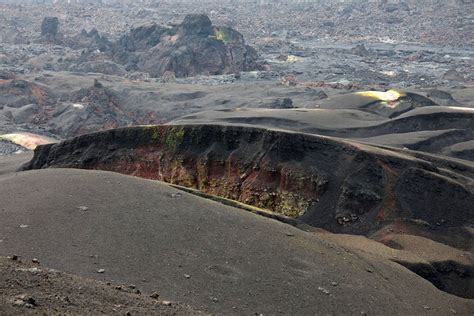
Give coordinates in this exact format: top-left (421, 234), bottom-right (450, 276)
top-left (171, 90), bottom-right (474, 161)
top-left (23, 124), bottom-right (474, 248)
top-left (1, 166), bottom-right (473, 314)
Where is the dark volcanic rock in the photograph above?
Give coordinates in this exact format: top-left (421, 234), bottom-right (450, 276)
top-left (41, 17), bottom-right (59, 37)
top-left (123, 24), bottom-right (168, 51)
top-left (23, 125), bottom-right (474, 242)
top-left (66, 29), bottom-right (111, 51)
top-left (178, 14), bottom-right (213, 37)
top-left (335, 161), bottom-right (385, 226)
top-left (350, 44), bottom-right (370, 57)
top-left (113, 23), bottom-right (168, 66)
top-left (271, 98), bottom-right (294, 109)
top-left (112, 14), bottom-right (261, 77)
top-left (0, 140), bottom-right (26, 155)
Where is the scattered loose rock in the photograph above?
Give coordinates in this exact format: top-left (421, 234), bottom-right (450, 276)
top-left (318, 287), bottom-right (331, 295)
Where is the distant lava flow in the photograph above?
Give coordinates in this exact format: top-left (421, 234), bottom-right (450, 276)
top-left (23, 125), bottom-right (473, 238)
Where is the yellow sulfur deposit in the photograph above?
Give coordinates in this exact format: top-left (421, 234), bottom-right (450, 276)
top-left (355, 89), bottom-right (406, 102)
top-left (286, 54), bottom-right (301, 62)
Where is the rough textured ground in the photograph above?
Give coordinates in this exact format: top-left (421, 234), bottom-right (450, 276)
top-left (1, 0), bottom-right (472, 47)
top-left (22, 125), bottom-right (474, 250)
top-left (0, 257), bottom-right (201, 315)
top-left (0, 1), bottom-right (472, 313)
top-left (0, 157), bottom-right (473, 314)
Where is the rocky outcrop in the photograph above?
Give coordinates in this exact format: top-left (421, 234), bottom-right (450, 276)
top-left (0, 79), bottom-right (50, 108)
top-left (66, 28), bottom-right (111, 51)
top-left (112, 14), bottom-right (261, 77)
top-left (0, 79), bottom-right (158, 138)
top-left (41, 17), bottom-right (59, 37)
top-left (51, 80), bottom-right (157, 136)
top-left (112, 23), bottom-right (168, 68)
top-left (350, 44), bottom-right (370, 57)
top-left (23, 125), bottom-right (474, 239)
top-left (31, 14), bottom-right (261, 78)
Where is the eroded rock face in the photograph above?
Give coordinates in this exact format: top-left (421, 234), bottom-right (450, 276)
top-left (23, 125), bottom-right (474, 237)
top-left (112, 14), bottom-right (261, 77)
top-left (335, 161), bottom-right (385, 226)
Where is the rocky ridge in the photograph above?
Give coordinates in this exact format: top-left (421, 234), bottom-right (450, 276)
top-left (23, 124), bottom-right (474, 249)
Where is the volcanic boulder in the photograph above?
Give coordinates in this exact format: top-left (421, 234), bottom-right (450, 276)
top-left (177, 14), bottom-right (213, 37)
top-left (113, 23), bottom-right (169, 68)
top-left (41, 17), bottom-right (59, 37)
top-left (113, 14), bottom-right (261, 77)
